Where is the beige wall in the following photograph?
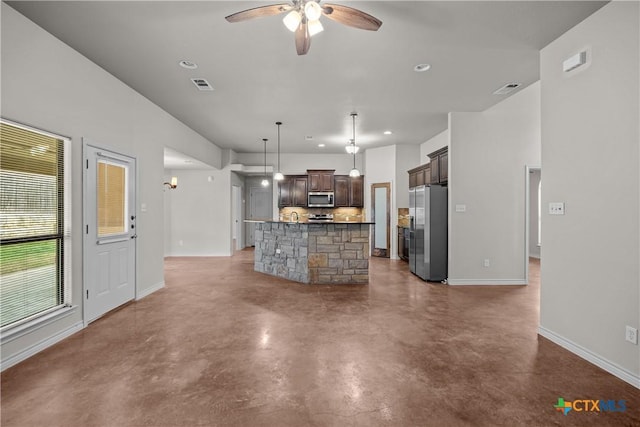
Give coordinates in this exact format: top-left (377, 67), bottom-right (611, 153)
top-left (539, 1), bottom-right (639, 385)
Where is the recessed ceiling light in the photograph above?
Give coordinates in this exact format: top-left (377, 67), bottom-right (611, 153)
top-left (414, 63), bottom-right (431, 72)
top-left (179, 60), bottom-right (198, 69)
top-left (383, 130), bottom-right (392, 135)
top-left (318, 143), bottom-right (325, 148)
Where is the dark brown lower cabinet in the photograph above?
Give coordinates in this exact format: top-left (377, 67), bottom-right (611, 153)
top-left (398, 226), bottom-right (409, 261)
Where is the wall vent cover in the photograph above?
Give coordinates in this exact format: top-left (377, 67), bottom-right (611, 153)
top-left (191, 78), bottom-right (214, 91)
top-left (493, 82), bottom-right (521, 95)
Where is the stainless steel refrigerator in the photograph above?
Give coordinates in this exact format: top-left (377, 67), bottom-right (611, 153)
top-left (409, 184), bottom-right (447, 281)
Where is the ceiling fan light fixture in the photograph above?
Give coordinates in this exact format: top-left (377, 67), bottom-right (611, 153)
top-left (308, 19), bottom-right (324, 36)
top-left (283, 10), bottom-right (301, 32)
top-left (304, 1), bottom-right (322, 21)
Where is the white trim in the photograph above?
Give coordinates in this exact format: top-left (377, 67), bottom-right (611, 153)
top-left (539, 326), bottom-right (640, 389)
top-left (447, 279), bottom-right (528, 285)
top-left (0, 320), bottom-right (84, 372)
top-left (136, 281), bottom-right (165, 300)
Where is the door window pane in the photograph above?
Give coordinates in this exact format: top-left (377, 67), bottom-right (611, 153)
top-left (97, 161), bottom-right (127, 237)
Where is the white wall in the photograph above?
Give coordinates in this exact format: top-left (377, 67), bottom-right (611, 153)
top-left (395, 145), bottom-right (421, 211)
top-left (164, 169), bottom-right (233, 256)
top-left (420, 130), bottom-right (449, 161)
top-left (448, 82), bottom-right (541, 284)
top-left (365, 145), bottom-right (397, 258)
top-left (539, 1), bottom-right (639, 385)
top-left (1, 4), bottom-right (222, 366)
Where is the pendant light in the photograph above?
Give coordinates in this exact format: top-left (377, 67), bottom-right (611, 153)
top-left (261, 138), bottom-right (270, 187)
top-left (273, 122), bottom-right (284, 181)
top-left (349, 113), bottom-right (361, 177)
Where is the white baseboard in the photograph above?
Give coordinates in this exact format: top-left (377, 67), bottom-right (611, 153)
top-left (539, 325), bottom-right (640, 389)
top-left (136, 281), bottom-right (164, 300)
top-left (447, 278), bottom-right (528, 285)
top-left (1, 321), bottom-right (84, 372)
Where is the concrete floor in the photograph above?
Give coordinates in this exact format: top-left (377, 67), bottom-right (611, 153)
top-left (2, 251), bottom-right (639, 426)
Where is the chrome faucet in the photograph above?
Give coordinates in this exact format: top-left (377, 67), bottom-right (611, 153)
top-left (291, 211), bottom-right (299, 223)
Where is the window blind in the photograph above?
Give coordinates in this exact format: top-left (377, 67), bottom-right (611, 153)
top-left (0, 122), bottom-right (65, 328)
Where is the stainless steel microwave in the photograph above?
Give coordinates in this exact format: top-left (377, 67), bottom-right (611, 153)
top-left (308, 192), bottom-right (334, 207)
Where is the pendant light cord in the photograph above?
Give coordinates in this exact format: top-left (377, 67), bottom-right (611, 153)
top-left (262, 138), bottom-right (268, 178)
top-left (276, 122), bottom-right (282, 173)
top-left (351, 113), bottom-right (357, 169)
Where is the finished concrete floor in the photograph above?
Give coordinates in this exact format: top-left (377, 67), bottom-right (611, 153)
top-left (2, 251), bottom-right (639, 426)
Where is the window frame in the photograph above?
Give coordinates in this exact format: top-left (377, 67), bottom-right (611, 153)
top-left (0, 118), bottom-right (74, 341)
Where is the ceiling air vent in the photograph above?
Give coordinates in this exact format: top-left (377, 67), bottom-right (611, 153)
top-left (191, 78), bottom-right (214, 91)
top-left (493, 82), bottom-right (521, 95)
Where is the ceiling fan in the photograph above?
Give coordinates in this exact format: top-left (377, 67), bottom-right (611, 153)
top-left (225, 1), bottom-right (382, 55)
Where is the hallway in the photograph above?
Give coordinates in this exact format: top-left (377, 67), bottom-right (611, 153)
top-left (2, 253), bottom-right (638, 426)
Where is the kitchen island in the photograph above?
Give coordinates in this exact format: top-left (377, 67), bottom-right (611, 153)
top-left (250, 221), bottom-right (373, 285)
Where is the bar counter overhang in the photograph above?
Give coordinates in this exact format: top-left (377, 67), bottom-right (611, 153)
top-left (248, 221), bottom-right (374, 284)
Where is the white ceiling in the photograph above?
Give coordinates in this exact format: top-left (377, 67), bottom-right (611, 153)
top-left (8, 1), bottom-right (606, 155)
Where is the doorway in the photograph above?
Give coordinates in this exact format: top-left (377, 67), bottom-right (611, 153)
top-left (232, 185), bottom-right (243, 251)
top-left (246, 184), bottom-right (272, 247)
top-left (83, 142), bottom-right (136, 324)
top-left (525, 166), bottom-right (541, 284)
top-left (371, 182), bottom-right (391, 257)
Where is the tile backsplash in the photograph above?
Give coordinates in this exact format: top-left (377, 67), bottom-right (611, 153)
top-left (398, 208), bottom-right (410, 227)
top-left (279, 207), bottom-right (364, 222)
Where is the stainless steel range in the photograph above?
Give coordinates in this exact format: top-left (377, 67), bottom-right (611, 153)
top-left (308, 213), bottom-right (334, 223)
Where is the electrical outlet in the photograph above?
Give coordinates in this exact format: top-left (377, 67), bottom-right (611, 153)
top-left (626, 326), bottom-right (638, 344)
top-left (483, 259), bottom-right (490, 268)
top-left (549, 202), bottom-right (565, 215)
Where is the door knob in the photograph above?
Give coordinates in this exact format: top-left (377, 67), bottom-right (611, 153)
top-left (131, 235), bottom-right (137, 239)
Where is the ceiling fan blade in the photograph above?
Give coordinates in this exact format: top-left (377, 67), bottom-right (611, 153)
top-left (225, 3), bottom-right (291, 23)
top-left (295, 21), bottom-right (311, 55)
top-left (322, 4), bottom-right (382, 31)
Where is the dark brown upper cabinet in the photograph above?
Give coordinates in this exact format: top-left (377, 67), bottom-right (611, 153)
top-left (408, 164), bottom-right (431, 189)
top-left (428, 147), bottom-right (448, 184)
top-left (334, 175), bottom-right (364, 207)
top-left (278, 175), bottom-right (308, 208)
top-left (307, 169), bottom-right (335, 192)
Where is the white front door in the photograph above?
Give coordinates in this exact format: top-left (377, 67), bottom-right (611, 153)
top-left (83, 142), bottom-right (136, 323)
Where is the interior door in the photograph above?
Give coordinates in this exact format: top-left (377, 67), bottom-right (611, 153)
top-left (83, 142), bottom-right (136, 323)
top-left (371, 182), bottom-right (391, 257)
top-left (246, 185), bottom-right (272, 246)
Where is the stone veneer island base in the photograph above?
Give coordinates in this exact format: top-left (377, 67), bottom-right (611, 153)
top-left (253, 222), bottom-right (373, 284)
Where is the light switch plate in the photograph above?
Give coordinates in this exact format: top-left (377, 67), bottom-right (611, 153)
top-left (455, 204), bottom-right (466, 213)
top-left (549, 202), bottom-right (565, 215)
